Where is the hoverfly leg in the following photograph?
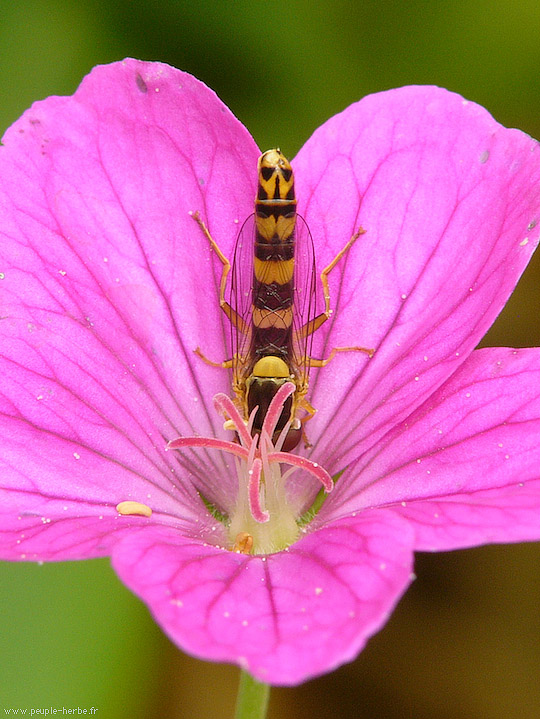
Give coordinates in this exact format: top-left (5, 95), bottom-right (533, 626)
top-left (295, 344), bottom-right (373, 448)
top-left (320, 226), bottom-right (367, 320)
top-left (309, 345), bottom-right (374, 366)
top-left (193, 347), bottom-right (233, 369)
top-left (298, 396), bottom-right (317, 448)
top-left (191, 210), bottom-right (249, 335)
top-left (295, 226), bottom-right (369, 341)
top-left (191, 210), bottom-right (231, 302)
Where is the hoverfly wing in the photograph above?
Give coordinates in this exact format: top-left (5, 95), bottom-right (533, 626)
top-left (291, 213), bottom-right (318, 383)
top-left (228, 213), bottom-right (256, 383)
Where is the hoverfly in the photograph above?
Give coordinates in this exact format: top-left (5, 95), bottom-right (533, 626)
top-left (194, 149), bottom-right (373, 451)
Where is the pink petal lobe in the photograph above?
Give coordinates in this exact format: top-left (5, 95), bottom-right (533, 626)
top-left (293, 86), bottom-right (540, 469)
top-left (327, 347), bottom-right (540, 550)
top-left (0, 60), bottom-right (260, 556)
top-left (111, 510), bottom-right (414, 685)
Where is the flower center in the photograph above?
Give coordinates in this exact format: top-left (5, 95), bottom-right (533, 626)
top-left (168, 383), bottom-right (333, 555)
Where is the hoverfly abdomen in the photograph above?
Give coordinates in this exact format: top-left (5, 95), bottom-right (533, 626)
top-left (245, 150), bottom-right (302, 446)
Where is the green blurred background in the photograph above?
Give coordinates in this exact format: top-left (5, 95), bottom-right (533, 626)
top-left (1, 1), bottom-right (540, 717)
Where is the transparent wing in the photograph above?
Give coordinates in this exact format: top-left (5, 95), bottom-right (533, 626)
top-left (228, 214), bottom-right (256, 386)
top-left (290, 213), bottom-right (318, 385)
top-left (227, 212), bottom-right (319, 395)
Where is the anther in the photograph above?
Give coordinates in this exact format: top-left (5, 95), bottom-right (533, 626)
top-left (233, 532), bottom-right (254, 554)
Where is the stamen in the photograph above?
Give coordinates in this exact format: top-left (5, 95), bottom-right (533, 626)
top-left (247, 427), bottom-right (259, 466)
top-left (248, 457), bottom-right (269, 522)
top-left (273, 419), bottom-right (293, 452)
top-left (213, 393), bottom-right (252, 447)
top-left (246, 404), bottom-right (259, 436)
top-left (116, 501), bottom-right (152, 517)
top-left (167, 435), bottom-right (247, 460)
top-left (267, 451), bottom-right (333, 493)
top-left (263, 382), bottom-right (296, 438)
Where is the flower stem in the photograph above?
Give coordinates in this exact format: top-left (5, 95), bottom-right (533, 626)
top-left (234, 669), bottom-right (270, 719)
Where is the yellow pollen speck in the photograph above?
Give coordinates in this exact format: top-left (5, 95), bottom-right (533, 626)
top-left (116, 501), bottom-right (152, 517)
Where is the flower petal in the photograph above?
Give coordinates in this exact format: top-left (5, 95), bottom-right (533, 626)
top-left (294, 86), bottom-right (540, 469)
top-left (326, 347), bottom-right (540, 550)
top-left (0, 410), bottom-right (229, 561)
top-left (393, 479), bottom-right (540, 551)
top-left (0, 59), bottom-right (260, 555)
top-left (111, 510), bottom-right (414, 685)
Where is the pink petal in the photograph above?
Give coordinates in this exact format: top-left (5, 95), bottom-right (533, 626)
top-left (0, 59), bottom-right (259, 557)
top-left (325, 347), bottom-right (540, 549)
top-left (111, 510), bottom-right (414, 685)
top-left (0, 513), bottom-right (139, 561)
top-left (293, 86), bottom-right (540, 470)
top-left (393, 479), bottom-right (540, 551)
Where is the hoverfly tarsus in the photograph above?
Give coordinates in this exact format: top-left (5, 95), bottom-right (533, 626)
top-left (193, 149), bottom-right (373, 451)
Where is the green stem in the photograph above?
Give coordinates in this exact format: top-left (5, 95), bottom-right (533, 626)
top-left (234, 669), bottom-right (270, 719)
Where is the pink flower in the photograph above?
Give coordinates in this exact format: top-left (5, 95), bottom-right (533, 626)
top-left (2, 59), bottom-right (540, 686)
